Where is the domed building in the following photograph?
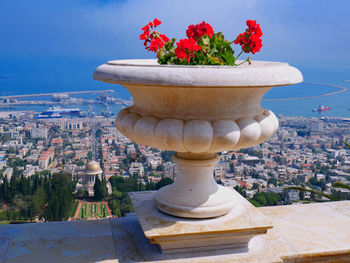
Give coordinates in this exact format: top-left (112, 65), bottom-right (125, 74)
top-left (75, 160), bottom-right (113, 197)
top-left (84, 161), bottom-right (103, 196)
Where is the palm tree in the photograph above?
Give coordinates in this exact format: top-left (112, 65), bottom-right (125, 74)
top-left (343, 140), bottom-right (350, 149)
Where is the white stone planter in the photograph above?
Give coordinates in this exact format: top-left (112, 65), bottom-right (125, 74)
top-left (94, 59), bottom-right (303, 219)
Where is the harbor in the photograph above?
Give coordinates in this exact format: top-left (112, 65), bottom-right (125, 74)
top-left (0, 90), bottom-right (133, 117)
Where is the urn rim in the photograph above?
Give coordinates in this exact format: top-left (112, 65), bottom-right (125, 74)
top-left (93, 59), bottom-right (303, 87)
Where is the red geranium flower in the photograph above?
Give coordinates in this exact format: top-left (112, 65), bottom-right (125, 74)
top-left (246, 20), bottom-right (262, 37)
top-left (139, 18), bottom-right (263, 65)
top-left (148, 34), bottom-right (170, 52)
top-left (153, 18), bottom-right (162, 27)
top-left (186, 21), bottom-right (214, 41)
top-left (175, 38), bottom-right (201, 62)
top-left (140, 18), bottom-right (170, 53)
top-left (234, 19), bottom-right (263, 54)
top-left (139, 29), bottom-right (150, 40)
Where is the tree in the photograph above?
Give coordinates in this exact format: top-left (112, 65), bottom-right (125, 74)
top-left (248, 199), bottom-right (261, 207)
top-left (93, 176), bottom-right (107, 201)
top-left (45, 172), bottom-right (75, 221)
top-left (267, 177), bottom-right (277, 186)
top-left (234, 185), bottom-right (246, 197)
top-left (110, 199), bottom-right (121, 216)
top-left (250, 192), bottom-right (281, 207)
top-left (229, 163), bottom-right (235, 173)
top-left (155, 177), bottom-right (173, 190)
top-left (32, 187), bottom-right (47, 215)
top-left (112, 190), bottom-right (123, 199)
top-left (252, 183), bottom-right (259, 190)
top-left (161, 151), bottom-right (174, 162)
top-left (87, 151), bottom-right (93, 161)
top-left (109, 176), bottom-right (138, 193)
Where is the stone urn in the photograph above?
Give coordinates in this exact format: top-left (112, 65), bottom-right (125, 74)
top-left (94, 59), bottom-right (303, 219)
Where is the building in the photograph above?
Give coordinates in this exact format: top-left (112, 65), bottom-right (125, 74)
top-left (283, 189), bottom-right (300, 204)
top-left (38, 150), bottom-right (55, 169)
top-left (23, 165), bottom-right (36, 178)
top-left (38, 156), bottom-right (50, 169)
top-left (3, 167), bottom-right (13, 181)
top-left (75, 161), bottom-right (113, 197)
top-left (129, 162), bottom-right (144, 177)
top-left (52, 94), bottom-right (69, 102)
top-left (50, 138), bottom-right (63, 146)
top-left (79, 161), bottom-right (103, 196)
top-left (310, 120), bottom-right (324, 134)
top-left (163, 162), bottom-right (178, 180)
top-left (60, 119), bottom-right (83, 130)
top-left (30, 127), bottom-right (48, 139)
top-left (214, 166), bottom-right (225, 181)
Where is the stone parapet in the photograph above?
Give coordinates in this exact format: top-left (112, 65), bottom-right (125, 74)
top-left (2, 201), bottom-right (350, 262)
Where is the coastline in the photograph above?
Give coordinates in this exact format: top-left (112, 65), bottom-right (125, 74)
top-left (0, 81), bottom-right (349, 118)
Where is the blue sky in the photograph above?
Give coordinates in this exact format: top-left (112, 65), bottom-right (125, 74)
top-left (0, 0), bottom-right (350, 95)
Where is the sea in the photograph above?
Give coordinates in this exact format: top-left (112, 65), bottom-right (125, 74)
top-left (0, 58), bottom-right (349, 118)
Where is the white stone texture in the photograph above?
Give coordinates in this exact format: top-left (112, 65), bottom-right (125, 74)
top-left (154, 154), bottom-right (235, 218)
top-left (3, 202), bottom-right (350, 262)
top-left (116, 107), bottom-right (279, 154)
top-left (95, 59), bottom-right (302, 219)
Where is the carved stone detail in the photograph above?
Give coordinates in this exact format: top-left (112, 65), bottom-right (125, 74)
top-left (116, 107), bottom-right (279, 154)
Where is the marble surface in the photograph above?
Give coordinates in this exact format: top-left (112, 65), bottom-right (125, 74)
top-left (110, 214), bottom-right (294, 263)
top-left (260, 201), bottom-right (350, 262)
top-left (0, 219), bottom-right (116, 263)
top-left (1, 201), bottom-right (350, 262)
top-left (129, 191), bottom-right (273, 253)
top-left (94, 59), bottom-right (303, 87)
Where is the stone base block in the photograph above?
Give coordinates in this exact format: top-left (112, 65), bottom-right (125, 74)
top-left (129, 190), bottom-right (274, 254)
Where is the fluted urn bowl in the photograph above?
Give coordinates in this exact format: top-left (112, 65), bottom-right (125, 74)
top-left (94, 59), bottom-right (303, 218)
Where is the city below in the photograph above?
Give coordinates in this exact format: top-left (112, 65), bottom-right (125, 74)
top-left (1, 93), bottom-right (350, 224)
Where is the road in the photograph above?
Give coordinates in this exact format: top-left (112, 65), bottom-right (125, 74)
top-left (91, 123), bottom-right (99, 161)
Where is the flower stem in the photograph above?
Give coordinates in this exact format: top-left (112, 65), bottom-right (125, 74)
top-left (237, 59), bottom-right (248, 66)
top-left (234, 50), bottom-right (244, 62)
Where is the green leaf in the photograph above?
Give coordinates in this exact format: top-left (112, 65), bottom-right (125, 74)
top-left (221, 51), bottom-right (235, 65)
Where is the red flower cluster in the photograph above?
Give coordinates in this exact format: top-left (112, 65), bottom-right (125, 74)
top-left (186, 21), bottom-right (214, 40)
top-left (174, 38), bottom-right (201, 62)
top-left (173, 21), bottom-right (213, 62)
top-left (140, 18), bottom-right (170, 53)
top-left (140, 18), bottom-right (263, 65)
top-left (234, 20), bottom-right (263, 54)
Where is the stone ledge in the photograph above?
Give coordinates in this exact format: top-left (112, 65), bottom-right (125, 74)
top-left (0, 219), bottom-right (117, 263)
top-left (260, 201), bottom-right (350, 262)
top-left (1, 201), bottom-right (350, 262)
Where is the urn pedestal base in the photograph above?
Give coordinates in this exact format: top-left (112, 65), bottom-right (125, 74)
top-left (129, 191), bottom-right (273, 254)
top-left (154, 154), bottom-right (235, 218)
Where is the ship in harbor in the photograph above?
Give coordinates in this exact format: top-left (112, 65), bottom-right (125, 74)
top-left (313, 105), bottom-right (331, 112)
top-left (43, 106), bottom-right (81, 115)
top-left (34, 106), bottom-right (81, 119)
